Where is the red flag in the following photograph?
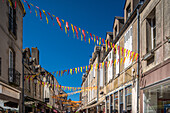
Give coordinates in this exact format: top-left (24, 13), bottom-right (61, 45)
top-left (112, 43), bottom-right (115, 49)
top-left (24, 0), bottom-right (31, 13)
top-left (74, 26), bottom-right (79, 39)
top-left (122, 47), bottom-right (124, 56)
top-left (67, 69), bottom-right (70, 75)
top-left (83, 66), bottom-right (85, 72)
top-left (102, 39), bottom-right (104, 44)
top-left (56, 17), bottom-right (62, 30)
top-left (108, 41), bottom-right (110, 48)
top-left (105, 61), bottom-right (107, 68)
top-left (36, 6), bottom-right (42, 20)
top-left (66, 22), bottom-right (69, 31)
top-left (90, 33), bottom-right (93, 40)
top-left (117, 59), bottom-right (119, 64)
top-left (118, 46), bottom-right (120, 54)
top-left (82, 30), bottom-right (86, 42)
top-left (15, 0), bottom-right (17, 9)
top-left (96, 36), bottom-right (99, 45)
top-left (126, 49), bottom-right (128, 57)
top-left (47, 12), bottom-right (53, 20)
top-left (73, 68), bottom-right (74, 74)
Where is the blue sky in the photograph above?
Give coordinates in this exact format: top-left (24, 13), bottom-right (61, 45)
top-left (23, 0), bottom-right (124, 101)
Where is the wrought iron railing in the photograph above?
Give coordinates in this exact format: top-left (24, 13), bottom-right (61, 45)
top-left (8, 68), bottom-right (21, 86)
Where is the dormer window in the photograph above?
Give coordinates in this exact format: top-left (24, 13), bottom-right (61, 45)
top-left (115, 25), bottom-right (118, 37)
top-left (126, 3), bottom-right (131, 19)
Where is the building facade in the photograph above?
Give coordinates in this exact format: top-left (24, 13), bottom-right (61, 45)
top-left (79, 0), bottom-right (170, 113)
top-left (0, 0), bottom-right (25, 112)
top-left (139, 0), bottom-right (170, 112)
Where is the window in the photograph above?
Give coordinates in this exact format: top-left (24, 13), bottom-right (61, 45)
top-left (39, 83), bottom-right (41, 98)
top-left (146, 9), bottom-right (156, 53)
top-left (126, 3), bottom-right (131, 19)
top-left (100, 63), bottom-right (103, 87)
top-left (115, 25), bottom-right (118, 37)
top-left (116, 42), bottom-right (119, 75)
top-left (125, 86), bottom-right (132, 112)
top-left (108, 50), bottom-right (113, 82)
top-left (9, 49), bottom-right (14, 82)
top-left (124, 26), bottom-right (133, 68)
top-left (9, 1), bottom-right (17, 36)
top-left (34, 83), bottom-right (36, 96)
top-left (110, 94), bottom-right (113, 112)
top-left (119, 89), bottom-right (123, 113)
top-left (114, 92), bottom-right (118, 111)
top-left (0, 57), bottom-right (1, 76)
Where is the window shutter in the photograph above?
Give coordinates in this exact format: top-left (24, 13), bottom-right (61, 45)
top-left (116, 42), bottom-right (119, 75)
top-left (93, 65), bottom-right (95, 78)
top-left (100, 64), bottom-right (103, 87)
top-left (146, 19), bottom-right (151, 52)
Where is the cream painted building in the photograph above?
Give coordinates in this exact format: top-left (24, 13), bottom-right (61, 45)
top-left (0, 0), bottom-right (25, 112)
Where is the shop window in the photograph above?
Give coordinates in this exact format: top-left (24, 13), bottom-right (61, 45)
top-left (119, 89), bottom-right (123, 113)
top-left (144, 82), bottom-right (170, 113)
top-left (114, 92), bottom-right (118, 111)
top-left (125, 86), bottom-right (132, 112)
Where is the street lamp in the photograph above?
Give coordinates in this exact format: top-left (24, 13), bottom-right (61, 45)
top-left (33, 76), bottom-right (37, 84)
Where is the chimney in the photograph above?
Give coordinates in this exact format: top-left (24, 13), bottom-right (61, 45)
top-left (31, 47), bottom-right (39, 65)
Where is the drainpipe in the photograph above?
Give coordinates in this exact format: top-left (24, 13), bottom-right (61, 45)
top-left (137, 8), bottom-right (140, 113)
top-left (22, 51), bottom-right (25, 113)
top-left (96, 47), bottom-right (100, 113)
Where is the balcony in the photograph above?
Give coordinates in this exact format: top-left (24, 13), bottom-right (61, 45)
top-left (8, 68), bottom-right (21, 86)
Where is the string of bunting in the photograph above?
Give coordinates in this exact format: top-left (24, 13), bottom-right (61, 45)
top-left (25, 74), bottom-right (97, 92)
top-left (20, 0), bottom-right (138, 58)
top-left (24, 46), bottom-right (138, 78)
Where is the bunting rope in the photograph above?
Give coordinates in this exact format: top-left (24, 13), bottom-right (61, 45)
top-left (25, 74), bottom-right (97, 92)
top-left (20, 0), bottom-right (138, 58)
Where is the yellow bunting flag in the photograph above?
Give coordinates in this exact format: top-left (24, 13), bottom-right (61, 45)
top-left (120, 58), bottom-right (123, 65)
top-left (102, 62), bottom-right (104, 69)
top-left (70, 69), bottom-right (72, 75)
top-left (81, 35), bottom-right (83, 41)
top-left (114, 59), bottom-right (116, 67)
top-left (120, 47), bottom-right (122, 55)
top-left (42, 10), bottom-right (48, 24)
top-left (80, 67), bottom-right (82, 72)
top-left (111, 42), bottom-right (113, 49)
top-left (89, 38), bottom-right (90, 44)
top-left (75, 68), bottom-right (77, 74)
top-left (105, 40), bottom-right (107, 51)
top-left (8, 0), bottom-right (12, 7)
top-left (93, 34), bottom-right (96, 43)
top-left (86, 66), bottom-right (87, 71)
top-left (99, 37), bottom-right (101, 46)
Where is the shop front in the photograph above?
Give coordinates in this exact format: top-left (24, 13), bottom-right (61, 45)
top-left (143, 81), bottom-right (170, 113)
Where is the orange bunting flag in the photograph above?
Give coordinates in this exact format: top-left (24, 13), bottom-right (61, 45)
top-left (102, 39), bottom-right (104, 44)
top-left (56, 17), bottom-right (62, 30)
top-left (82, 30), bottom-right (86, 42)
